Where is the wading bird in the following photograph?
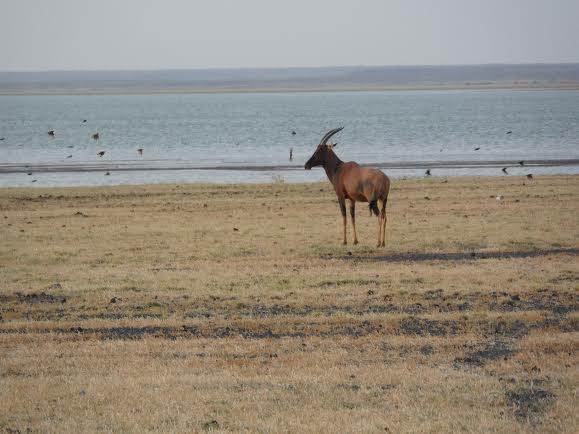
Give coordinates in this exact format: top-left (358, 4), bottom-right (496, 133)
top-left (425, 169), bottom-right (431, 176)
top-left (97, 151), bottom-right (105, 157)
top-left (304, 127), bottom-right (390, 247)
top-left (48, 130), bottom-right (55, 136)
top-left (92, 132), bottom-right (99, 140)
top-left (289, 147), bottom-right (293, 161)
top-left (518, 161), bottom-right (524, 166)
top-left (502, 167), bottom-right (508, 175)
top-left (137, 148), bottom-right (143, 155)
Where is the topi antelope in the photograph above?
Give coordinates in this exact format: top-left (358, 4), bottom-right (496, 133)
top-left (305, 127), bottom-right (391, 247)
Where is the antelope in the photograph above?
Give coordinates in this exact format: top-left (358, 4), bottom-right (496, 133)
top-left (305, 127), bottom-right (391, 247)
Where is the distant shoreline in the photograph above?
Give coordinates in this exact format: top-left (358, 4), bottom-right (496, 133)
top-left (2, 63), bottom-right (579, 96)
top-left (2, 81), bottom-right (579, 96)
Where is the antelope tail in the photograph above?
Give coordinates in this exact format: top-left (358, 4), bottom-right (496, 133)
top-left (369, 200), bottom-right (379, 216)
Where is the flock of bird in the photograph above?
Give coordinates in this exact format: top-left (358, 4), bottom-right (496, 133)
top-left (16, 121), bottom-right (145, 182)
top-left (425, 130), bottom-right (533, 179)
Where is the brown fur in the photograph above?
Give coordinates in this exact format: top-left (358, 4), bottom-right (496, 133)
top-left (305, 131), bottom-right (390, 247)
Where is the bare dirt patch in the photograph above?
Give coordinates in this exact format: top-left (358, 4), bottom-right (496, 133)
top-left (454, 341), bottom-right (514, 368)
top-left (506, 387), bottom-right (556, 423)
top-left (15, 292), bottom-right (67, 304)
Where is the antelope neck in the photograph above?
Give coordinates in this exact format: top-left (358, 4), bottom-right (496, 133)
top-left (322, 151), bottom-right (343, 184)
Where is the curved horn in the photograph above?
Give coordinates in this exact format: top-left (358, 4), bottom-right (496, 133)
top-left (319, 127), bottom-right (344, 146)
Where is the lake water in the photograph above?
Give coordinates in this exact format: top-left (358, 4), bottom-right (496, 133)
top-left (1, 89), bottom-right (578, 186)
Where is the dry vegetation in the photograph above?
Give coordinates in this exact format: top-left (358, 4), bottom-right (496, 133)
top-left (0, 175), bottom-right (578, 433)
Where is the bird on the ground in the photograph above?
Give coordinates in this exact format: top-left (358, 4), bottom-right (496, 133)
top-left (291, 130), bottom-right (296, 135)
top-left (425, 169), bottom-right (431, 176)
top-left (67, 145), bottom-right (74, 148)
top-left (506, 131), bottom-right (512, 134)
top-left (31, 179), bottom-right (37, 183)
top-left (92, 132), bottom-right (99, 140)
top-left (66, 155), bottom-right (72, 158)
top-left (474, 147), bottom-right (480, 151)
top-left (82, 119), bottom-right (87, 123)
top-left (27, 172), bottom-right (32, 175)
top-left (105, 172), bottom-right (110, 176)
top-left (502, 167), bottom-right (508, 175)
top-left (97, 151), bottom-right (105, 157)
top-left (526, 174), bottom-right (533, 180)
top-left (48, 130), bottom-right (55, 136)
top-left (137, 148), bottom-right (143, 155)
top-left (518, 161), bottom-right (524, 166)
top-left (0, 137), bottom-right (5, 141)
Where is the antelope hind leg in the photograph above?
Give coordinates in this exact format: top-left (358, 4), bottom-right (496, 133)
top-left (380, 202), bottom-right (387, 247)
top-left (376, 214), bottom-right (382, 247)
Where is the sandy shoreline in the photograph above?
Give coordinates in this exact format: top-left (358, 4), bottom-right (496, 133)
top-left (2, 158), bottom-right (578, 174)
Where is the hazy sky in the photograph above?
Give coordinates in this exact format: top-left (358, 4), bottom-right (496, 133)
top-left (1, 0), bottom-right (578, 71)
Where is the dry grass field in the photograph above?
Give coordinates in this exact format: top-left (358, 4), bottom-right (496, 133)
top-left (0, 175), bottom-right (578, 433)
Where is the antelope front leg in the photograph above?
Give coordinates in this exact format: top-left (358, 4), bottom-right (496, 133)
top-left (349, 200), bottom-right (358, 245)
top-left (339, 198), bottom-right (347, 245)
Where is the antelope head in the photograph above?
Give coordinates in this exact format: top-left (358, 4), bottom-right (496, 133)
top-left (304, 127), bottom-right (343, 170)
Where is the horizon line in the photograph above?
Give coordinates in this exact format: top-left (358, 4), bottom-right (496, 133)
top-left (2, 61), bottom-right (579, 74)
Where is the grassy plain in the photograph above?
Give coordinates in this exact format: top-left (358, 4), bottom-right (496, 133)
top-left (0, 175), bottom-right (578, 433)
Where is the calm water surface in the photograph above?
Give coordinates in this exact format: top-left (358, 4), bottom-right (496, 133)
top-left (0, 90), bottom-right (578, 186)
